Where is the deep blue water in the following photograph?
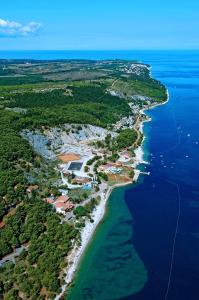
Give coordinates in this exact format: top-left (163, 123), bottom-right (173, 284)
top-left (1, 50), bottom-right (199, 299)
top-left (124, 52), bottom-right (199, 300)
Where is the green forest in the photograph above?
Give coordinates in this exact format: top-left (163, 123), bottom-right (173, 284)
top-left (0, 59), bottom-right (167, 299)
top-left (0, 108), bottom-right (79, 299)
top-left (2, 85), bottom-right (132, 129)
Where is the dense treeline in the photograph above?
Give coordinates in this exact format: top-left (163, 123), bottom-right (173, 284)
top-left (0, 197), bottom-right (78, 299)
top-left (95, 129), bottom-right (138, 152)
top-left (116, 128), bottom-right (138, 149)
top-left (114, 77), bottom-right (167, 103)
top-left (0, 110), bottom-right (35, 218)
top-left (0, 108), bottom-right (79, 299)
top-left (4, 86), bottom-right (131, 129)
top-left (0, 81), bottom-right (131, 299)
top-left (0, 67), bottom-right (16, 76)
top-left (0, 61), bottom-right (167, 299)
top-left (0, 75), bottom-right (45, 86)
top-left (74, 197), bottom-right (99, 219)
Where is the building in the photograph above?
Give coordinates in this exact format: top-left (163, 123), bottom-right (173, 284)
top-left (54, 201), bottom-right (74, 214)
top-left (98, 164), bottom-right (122, 174)
top-left (63, 170), bottom-right (70, 177)
top-left (46, 198), bottom-right (54, 204)
top-left (118, 151), bottom-right (132, 163)
top-left (58, 153), bottom-right (81, 163)
top-left (72, 176), bottom-right (91, 185)
top-left (108, 167), bottom-right (122, 174)
top-left (98, 164), bottom-right (113, 172)
top-left (53, 195), bottom-right (74, 215)
top-left (58, 189), bottom-right (69, 196)
top-left (56, 195), bottom-right (70, 202)
top-left (26, 185), bottom-right (39, 194)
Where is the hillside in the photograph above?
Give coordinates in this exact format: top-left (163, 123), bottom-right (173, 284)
top-left (0, 59), bottom-right (167, 300)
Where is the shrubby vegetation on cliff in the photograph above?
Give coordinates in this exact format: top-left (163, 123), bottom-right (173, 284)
top-left (0, 59), bottom-right (167, 299)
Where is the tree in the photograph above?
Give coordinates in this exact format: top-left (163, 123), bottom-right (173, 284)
top-left (0, 241), bottom-right (12, 258)
top-left (4, 289), bottom-right (20, 300)
top-left (116, 129), bottom-right (137, 149)
top-left (98, 172), bottom-right (108, 181)
top-left (74, 206), bottom-right (86, 217)
top-left (84, 166), bottom-right (89, 172)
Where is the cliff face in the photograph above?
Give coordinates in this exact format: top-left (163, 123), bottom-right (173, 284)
top-left (21, 124), bottom-right (117, 160)
top-left (0, 59), bottom-right (167, 300)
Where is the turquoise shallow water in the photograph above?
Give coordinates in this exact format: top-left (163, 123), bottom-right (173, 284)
top-left (1, 50), bottom-right (198, 299)
top-left (65, 51), bottom-right (199, 300)
top-left (67, 188), bottom-right (147, 300)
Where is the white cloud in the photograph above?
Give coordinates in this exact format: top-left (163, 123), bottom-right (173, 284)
top-left (0, 18), bottom-right (42, 37)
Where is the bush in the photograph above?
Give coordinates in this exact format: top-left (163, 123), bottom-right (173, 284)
top-left (116, 129), bottom-right (137, 149)
top-left (74, 206), bottom-right (87, 217)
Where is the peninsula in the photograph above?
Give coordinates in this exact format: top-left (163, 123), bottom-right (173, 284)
top-left (0, 59), bottom-right (167, 300)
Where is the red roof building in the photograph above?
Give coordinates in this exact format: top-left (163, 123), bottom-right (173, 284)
top-left (53, 195), bottom-right (74, 214)
top-left (46, 198), bottom-right (54, 204)
top-left (54, 201), bottom-right (74, 212)
top-left (56, 195), bottom-right (70, 202)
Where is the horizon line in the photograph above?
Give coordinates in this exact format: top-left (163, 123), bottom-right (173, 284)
top-left (0, 49), bottom-right (199, 51)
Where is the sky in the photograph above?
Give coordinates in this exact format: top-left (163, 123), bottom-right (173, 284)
top-left (0, 0), bottom-right (199, 50)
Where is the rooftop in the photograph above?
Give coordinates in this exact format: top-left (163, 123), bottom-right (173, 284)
top-left (68, 162), bottom-right (83, 171)
top-left (56, 195), bottom-right (70, 202)
top-left (46, 198), bottom-right (54, 204)
top-left (54, 201), bottom-right (74, 210)
top-left (58, 153), bottom-right (81, 163)
top-left (26, 185), bottom-right (39, 193)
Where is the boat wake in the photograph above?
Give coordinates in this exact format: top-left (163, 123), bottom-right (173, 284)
top-left (164, 182), bottom-right (181, 300)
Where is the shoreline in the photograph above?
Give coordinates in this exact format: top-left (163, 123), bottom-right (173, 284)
top-left (55, 186), bottom-right (113, 300)
top-left (55, 181), bottom-right (131, 300)
top-left (55, 91), bottom-right (169, 300)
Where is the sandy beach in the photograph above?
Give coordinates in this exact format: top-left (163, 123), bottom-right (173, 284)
top-left (55, 145), bottom-right (147, 300)
top-left (54, 185), bottom-right (112, 300)
top-left (55, 94), bottom-right (169, 300)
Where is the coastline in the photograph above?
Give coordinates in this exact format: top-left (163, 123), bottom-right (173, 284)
top-left (55, 182), bottom-right (130, 300)
top-left (55, 186), bottom-right (112, 300)
top-left (55, 91), bottom-right (169, 300)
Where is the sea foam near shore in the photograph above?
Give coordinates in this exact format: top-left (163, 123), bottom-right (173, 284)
top-left (55, 125), bottom-right (152, 300)
top-left (55, 145), bottom-right (147, 300)
top-left (55, 187), bottom-right (111, 299)
top-left (55, 90), bottom-right (169, 300)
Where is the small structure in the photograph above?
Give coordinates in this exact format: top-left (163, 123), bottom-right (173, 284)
top-left (58, 189), bottom-right (68, 196)
top-left (63, 170), bottom-right (70, 177)
top-left (108, 167), bottom-right (122, 174)
top-left (46, 198), bottom-right (54, 204)
top-left (98, 164), bottom-right (122, 174)
top-left (58, 153), bottom-right (81, 163)
top-left (53, 195), bottom-right (74, 215)
top-left (122, 151), bottom-right (131, 160)
top-left (72, 176), bottom-right (91, 185)
top-left (26, 185), bottom-right (39, 194)
top-left (56, 195), bottom-right (70, 202)
top-left (54, 202), bottom-right (74, 214)
top-left (118, 151), bottom-right (132, 163)
top-left (98, 164), bottom-right (113, 172)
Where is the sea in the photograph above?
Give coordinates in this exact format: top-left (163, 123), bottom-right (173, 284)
top-left (1, 50), bottom-right (199, 300)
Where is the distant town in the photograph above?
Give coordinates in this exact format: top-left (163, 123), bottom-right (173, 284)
top-left (0, 59), bottom-right (167, 299)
